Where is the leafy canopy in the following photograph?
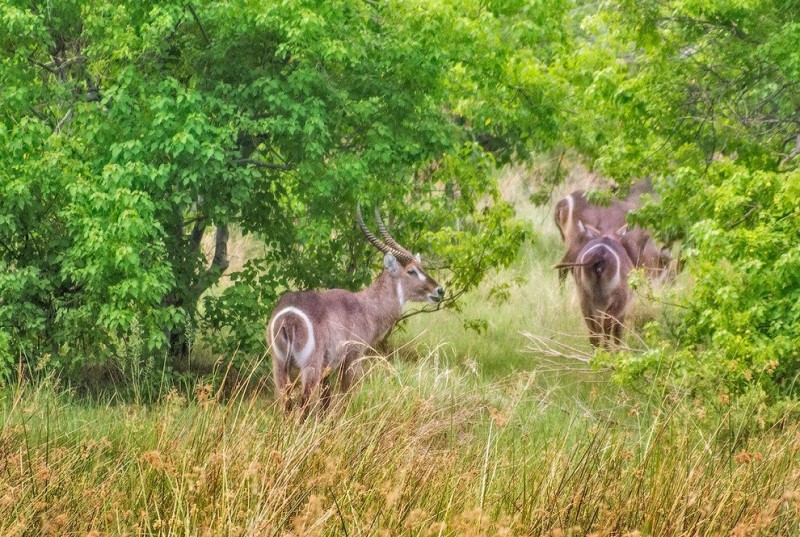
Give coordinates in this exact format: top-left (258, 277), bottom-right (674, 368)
top-left (560, 0), bottom-right (800, 397)
top-left (1, 0), bottom-right (576, 377)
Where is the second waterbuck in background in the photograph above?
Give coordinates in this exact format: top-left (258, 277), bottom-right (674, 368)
top-left (268, 207), bottom-right (444, 413)
top-left (555, 222), bottom-right (633, 348)
top-left (554, 186), bottom-right (672, 283)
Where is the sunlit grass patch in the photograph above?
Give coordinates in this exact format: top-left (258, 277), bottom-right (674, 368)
top-left (3, 357), bottom-right (800, 535)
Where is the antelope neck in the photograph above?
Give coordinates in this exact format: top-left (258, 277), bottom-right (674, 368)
top-left (360, 269), bottom-right (404, 320)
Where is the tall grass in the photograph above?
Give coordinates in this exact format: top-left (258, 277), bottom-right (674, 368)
top-left (2, 165), bottom-right (799, 535)
top-left (2, 361), bottom-right (800, 535)
top-left (399, 164), bottom-right (590, 379)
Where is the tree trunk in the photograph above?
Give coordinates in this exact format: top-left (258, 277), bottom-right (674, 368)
top-left (164, 202), bottom-right (230, 361)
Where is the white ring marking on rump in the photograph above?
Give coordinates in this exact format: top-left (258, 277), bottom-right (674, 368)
top-left (270, 306), bottom-right (316, 368)
top-left (579, 242), bottom-right (622, 290)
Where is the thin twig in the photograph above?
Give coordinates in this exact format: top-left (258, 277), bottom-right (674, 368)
top-left (186, 3), bottom-right (211, 45)
top-left (235, 158), bottom-right (294, 171)
top-left (53, 108), bottom-right (73, 134)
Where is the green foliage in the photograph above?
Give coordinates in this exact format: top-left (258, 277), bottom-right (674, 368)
top-left (0, 0), bottom-right (551, 379)
top-left (5, 0), bottom-right (794, 402)
top-left (638, 163), bottom-right (799, 397)
top-left (561, 0), bottom-right (800, 398)
top-left (438, 0), bottom-right (573, 162)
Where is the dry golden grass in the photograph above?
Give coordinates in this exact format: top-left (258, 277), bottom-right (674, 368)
top-left (3, 163), bottom-right (798, 535)
top-left (2, 361), bottom-right (800, 536)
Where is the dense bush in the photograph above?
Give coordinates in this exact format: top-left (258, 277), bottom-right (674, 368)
top-left (2, 0), bottom-right (797, 400)
top-left (563, 0), bottom-right (800, 397)
top-left (0, 1), bottom-right (575, 379)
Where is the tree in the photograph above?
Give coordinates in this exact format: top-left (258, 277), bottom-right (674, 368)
top-left (1, 0), bottom-right (563, 377)
top-left (557, 0), bottom-right (800, 397)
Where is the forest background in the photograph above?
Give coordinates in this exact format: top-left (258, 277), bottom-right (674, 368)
top-left (1, 0), bottom-right (800, 534)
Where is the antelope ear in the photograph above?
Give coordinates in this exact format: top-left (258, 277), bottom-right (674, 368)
top-left (578, 221), bottom-right (599, 239)
top-left (615, 225), bottom-right (628, 238)
top-left (383, 253), bottom-right (401, 276)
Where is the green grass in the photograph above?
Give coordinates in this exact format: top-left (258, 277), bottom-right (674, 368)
top-left (399, 200), bottom-right (586, 377)
top-left (2, 169), bottom-right (800, 535)
top-left (396, 169), bottom-right (621, 415)
top-left (3, 361), bottom-right (800, 535)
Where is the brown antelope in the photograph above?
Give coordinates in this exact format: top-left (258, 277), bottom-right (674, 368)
top-left (553, 189), bottom-right (629, 245)
top-left (555, 222), bottom-right (634, 348)
top-left (554, 183), bottom-right (671, 282)
top-left (619, 226), bottom-right (673, 282)
top-left (268, 206), bottom-right (444, 413)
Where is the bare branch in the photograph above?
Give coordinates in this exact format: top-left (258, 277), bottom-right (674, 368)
top-left (780, 135), bottom-right (800, 167)
top-left (397, 287), bottom-right (465, 323)
top-left (28, 55), bottom-right (85, 75)
top-left (186, 3), bottom-right (211, 45)
top-left (53, 108), bottom-right (73, 134)
top-left (28, 56), bottom-right (58, 75)
top-left (235, 158), bottom-right (294, 171)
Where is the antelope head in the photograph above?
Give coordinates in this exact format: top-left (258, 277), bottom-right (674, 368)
top-left (357, 205), bottom-right (445, 304)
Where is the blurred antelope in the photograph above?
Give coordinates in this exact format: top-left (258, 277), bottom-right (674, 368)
top-left (555, 222), bottom-right (633, 348)
top-left (554, 182), bottom-right (671, 282)
top-left (268, 206), bottom-right (445, 413)
top-left (554, 189), bottom-right (629, 245)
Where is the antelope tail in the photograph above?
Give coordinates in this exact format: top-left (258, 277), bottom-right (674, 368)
top-left (552, 262), bottom-right (589, 270)
top-left (280, 325), bottom-right (296, 376)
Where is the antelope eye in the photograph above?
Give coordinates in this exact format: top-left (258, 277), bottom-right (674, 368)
top-left (406, 269), bottom-right (417, 276)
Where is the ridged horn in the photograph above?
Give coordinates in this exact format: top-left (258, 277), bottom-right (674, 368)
top-left (356, 204), bottom-right (390, 254)
top-left (356, 204), bottom-right (414, 264)
top-left (373, 207), bottom-right (414, 260)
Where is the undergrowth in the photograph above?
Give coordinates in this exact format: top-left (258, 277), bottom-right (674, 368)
top-left (2, 357), bottom-right (800, 535)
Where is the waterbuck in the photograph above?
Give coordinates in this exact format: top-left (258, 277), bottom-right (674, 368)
top-left (555, 222), bottom-right (634, 348)
top-left (554, 190), bottom-right (629, 245)
top-left (619, 226), bottom-right (673, 282)
top-left (268, 207), bottom-right (444, 413)
top-left (554, 185), bottom-right (671, 282)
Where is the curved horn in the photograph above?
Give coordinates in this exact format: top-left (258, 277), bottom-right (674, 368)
top-left (356, 204), bottom-right (414, 264)
top-left (357, 204), bottom-right (391, 254)
top-left (374, 207), bottom-right (414, 259)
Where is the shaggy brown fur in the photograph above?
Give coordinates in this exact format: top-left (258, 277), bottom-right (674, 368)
top-left (555, 226), bottom-right (634, 348)
top-left (554, 182), bottom-right (671, 283)
top-left (268, 240), bottom-right (442, 414)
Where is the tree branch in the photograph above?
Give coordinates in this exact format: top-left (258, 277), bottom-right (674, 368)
top-left (186, 3), bottom-right (211, 45)
top-left (211, 224), bottom-right (229, 272)
top-left (53, 108), bottom-right (73, 134)
top-left (27, 54), bottom-right (85, 75)
top-left (190, 217), bottom-right (207, 249)
top-left (235, 158), bottom-right (294, 171)
top-left (28, 56), bottom-right (58, 75)
top-left (780, 134), bottom-right (800, 167)
top-left (192, 225), bottom-right (230, 297)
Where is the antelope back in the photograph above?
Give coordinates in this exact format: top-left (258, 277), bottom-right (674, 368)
top-left (555, 190), bottom-right (628, 245)
top-left (620, 227), bottom-right (669, 278)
